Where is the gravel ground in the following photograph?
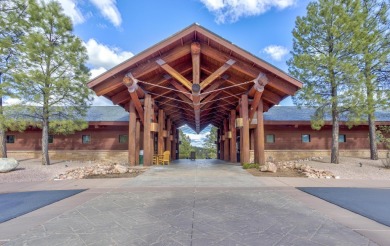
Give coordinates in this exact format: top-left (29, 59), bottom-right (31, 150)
top-left (303, 156), bottom-right (390, 180)
top-left (1, 156), bottom-right (390, 183)
top-left (0, 158), bottom-right (97, 183)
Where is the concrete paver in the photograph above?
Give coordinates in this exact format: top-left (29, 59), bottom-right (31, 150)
top-left (0, 159), bottom-right (388, 245)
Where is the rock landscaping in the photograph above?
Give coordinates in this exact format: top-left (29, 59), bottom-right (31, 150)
top-left (54, 163), bottom-right (148, 180)
top-left (259, 157), bottom-right (337, 179)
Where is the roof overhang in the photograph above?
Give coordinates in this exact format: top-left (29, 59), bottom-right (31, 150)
top-left (88, 23), bottom-right (302, 133)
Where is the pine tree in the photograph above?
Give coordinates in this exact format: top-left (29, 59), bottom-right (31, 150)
top-left (203, 126), bottom-right (217, 158)
top-left (351, 0), bottom-right (390, 160)
top-left (11, 0), bottom-right (92, 165)
top-left (179, 130), bottom-right (192, 159)
top-left (0, 0), bottom-right (28, 158)
top-left (288, 0), bottom-right (361, 164)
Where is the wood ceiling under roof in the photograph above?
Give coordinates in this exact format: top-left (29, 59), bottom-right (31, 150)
top-left (88, 24), bottom-right (302, 133)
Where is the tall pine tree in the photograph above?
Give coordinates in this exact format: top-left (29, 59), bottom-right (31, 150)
top-left (203, 126), bottom-right (217, 158)
top-left (288, 0), bottom-right (361, 164)
top-left (351, 0), bottom-right (390, 160)
top-left (11, 0), bottom-right (92, 165)
top-left (0, 0), bottom-right (28, 158)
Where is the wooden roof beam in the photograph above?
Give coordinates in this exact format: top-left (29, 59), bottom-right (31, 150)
top-left (170, 80), bottom-right (192, 100)
top-left (248, 73), bottom-right (268, 121)
top-left (191, 42), bottom-right (201, 85)
top-left (122, 73), bottom-right (144, 124)
top-left (200, 59), bottom-right (235, 90)
top-left (156, 58), bottom-right (192, 90)
top-left (200, 80), bottom-right (223, 100)
top-left (201, 44), bottom-right (298, 96)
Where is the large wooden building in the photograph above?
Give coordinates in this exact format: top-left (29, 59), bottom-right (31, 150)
top-left (5, 24), bottom-right (390, 163)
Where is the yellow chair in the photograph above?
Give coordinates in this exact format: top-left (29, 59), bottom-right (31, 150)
top-left (162, 151), bottom-right (170, 165)
top-left (152, 155), bottom-right (159, 165)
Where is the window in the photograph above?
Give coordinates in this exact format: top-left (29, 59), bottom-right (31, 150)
top-left (339, 134), bottom-right (346, 143)
top-left (302, 134), bottom-right (311, 143)
top-left (119, 135), bottom-right (128, 143)
top-left (6, 135), bottom-right (15, 144)
top-left (82, 135), bottom-right (91, 144)
top-left (48, 135), bottom-right (54, 144)
top-left (266, 134), bottom-right (275, 143)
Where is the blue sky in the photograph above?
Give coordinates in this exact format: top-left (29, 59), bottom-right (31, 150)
top-left (39, 0), bottom-right (311, 146)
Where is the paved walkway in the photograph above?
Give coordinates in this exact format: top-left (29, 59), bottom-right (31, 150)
top-left (0, 159), bottom-right (389, 245)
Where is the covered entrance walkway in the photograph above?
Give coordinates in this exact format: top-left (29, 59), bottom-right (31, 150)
top-left (88, 24), bottom-right (302, 166)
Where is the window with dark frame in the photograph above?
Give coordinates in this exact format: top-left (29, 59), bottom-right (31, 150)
top-left (82, 135), bottom-right (91, 144)
top-left (302, 134), bottom-right (311, 143)
top-left (48, 135), bottom-right (54, 144)
top-left (266, 134), bottom-right (275, 143)
top-left (339, 134), bottom-right (346, 142)
top-left (6, 135), bottom-right (15, 144)
top-left (119, 135), bottom-right (128, 143)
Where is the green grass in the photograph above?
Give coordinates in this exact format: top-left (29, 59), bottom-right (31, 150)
top-left (242, 163), bottom-right (259, 169)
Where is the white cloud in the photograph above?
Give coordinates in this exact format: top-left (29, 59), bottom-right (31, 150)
top-left (84, 39), bottom-right (134, 70)
top-left (89, 0), bottom-right (122, 27)
top-left (263, 45), bottom-right (289, 61)
top-left (200, 0), bottom-right (296, 23)
top-left (3, 98), bottom-right (22, 106)
top-left (90, 67), bottom-right (107, 80)
top-left (44, 0), bottom-right (85, 25)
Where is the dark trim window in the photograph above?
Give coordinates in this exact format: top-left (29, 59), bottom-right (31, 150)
top-left (48, 135), bottom-right (54, 144)
top-left (339, 134), bottom-right (346, 143)
top-left (302, 134), bottom-right (311, 143)
top-left (6, 135), bottom-right (15, 144)
top-left (119, 134), bottom-right (128, 143)
top-left (82, 135), bottom-right (91, 144)
top-left (266, 134), bottom-right (275, 143)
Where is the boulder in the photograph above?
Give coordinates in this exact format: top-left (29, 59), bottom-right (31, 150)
top-left (260, 162), bottom-right (278, 173)
top-left (0, 158), bottom-right (19, 173)
top-left (115, 164), bottom-right (129, 174)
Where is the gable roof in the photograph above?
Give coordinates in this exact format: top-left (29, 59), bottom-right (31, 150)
top-left (87, 24), bottom-right (303, 132)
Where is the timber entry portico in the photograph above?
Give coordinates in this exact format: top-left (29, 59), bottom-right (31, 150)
top-left (88, 24), bottom-right (302, 166)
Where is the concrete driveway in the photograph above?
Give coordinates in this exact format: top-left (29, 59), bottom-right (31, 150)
top-left (1, 159), bottom-right (388, 245)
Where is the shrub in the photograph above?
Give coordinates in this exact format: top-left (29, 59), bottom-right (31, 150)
top-left (382, 152), bottom-right (390, 169)
top-left (243, 163), bottom-right (259, 169)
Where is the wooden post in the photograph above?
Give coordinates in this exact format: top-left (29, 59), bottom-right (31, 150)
top-left (230, 110), bottom-right (237, 162)
top-left (158, 109), bottom-right (164, 154)
top-left (176, 129), bottom-right (179, 159)
top-left (166, 118), bottom-right (171, 155)
top-left (143, 94), bottom-right (152, 166)
top-left (135, 120), bottom-right (140, 165)
top-left (223, 119), bottom-right (229, 161)
top-left (217, 128), bottom-right (220, 159)
top-left (128, 101), bottom-right (136, 166)
top-left (255, 100), bottom-right (265, 165)
top-left (171, 124), bottom-right (176, 160)
top-left (241, 94), bottom-right (250, 164)
top-left (219, 126), bottom-right (224, 160)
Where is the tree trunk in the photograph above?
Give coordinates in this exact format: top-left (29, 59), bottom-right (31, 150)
top-left (0, 129), bottom-right (7, 158)
top-left (368, 113), bottom-right (378, 160)
top-left (331, 108), bottom-right (339, 164)
top-left (0, 74), bottom-right (6, 158)
top-left (42, 118), bottom-right (50, 165)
